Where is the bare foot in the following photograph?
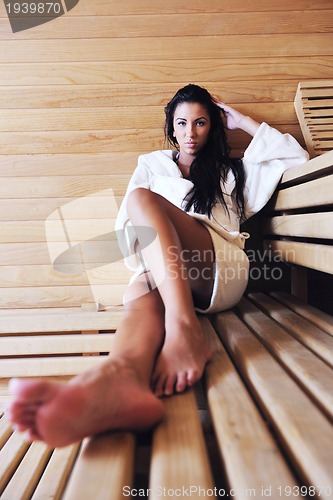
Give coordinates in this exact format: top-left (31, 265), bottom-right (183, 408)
top-left (7, 358), bottom-right (164, 448)
top-left (152, 315), bottom-right (211, 397)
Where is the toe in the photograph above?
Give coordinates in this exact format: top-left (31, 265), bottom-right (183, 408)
top-left (8, 378), bottom-right (56, 403)
top-left (8, 401), bottom-right (38, 424)
top-left (175, 371), bottom-right (188, 393)
top-left (187, 369), bottom-right (200, 387)
top-left (24, 428), bottom-right (41, 442)
top-left (154, 375), bottom-right (166, 398)
top-left (163, 374), bottom-right (177, 396)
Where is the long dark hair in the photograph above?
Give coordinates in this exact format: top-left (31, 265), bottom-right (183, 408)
top-left (164, 84), bottom-right (246, 222)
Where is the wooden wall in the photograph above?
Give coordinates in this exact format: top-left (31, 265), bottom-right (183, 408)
top-left (1, 0), bottom-right (333, 157)
top-left (0, 0), bottom-right (332, 309)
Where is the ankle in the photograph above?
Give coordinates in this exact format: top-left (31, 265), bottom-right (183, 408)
top-left (108, 354), bottom-right (153, 387)
top-left (165, 309), bottom-right (199, 330)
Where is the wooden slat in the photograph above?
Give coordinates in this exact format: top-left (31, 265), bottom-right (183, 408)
top-left (0, 284), bottom-right (126, 309)
top-left (213, 311), bottom-right (333, 495)
top-left (269, 174), bottom-right (333, 210)
top-left (0, 413), bottom-right (13, 449)
top-left (1, 35), bottom-right (332, 64)
top-left (1, 11), bottom-right (332, 40)
top-left (0, 309), bottom-right (123, 334)
top-left (305, 102), bottom-right (333, 113)
top-left (63, 433), bottom-right (135, 500)
top-left (0, 431), bottom-right (30, 495)
top-left (286, 147), bottom-right (332, 176)
top-left (298, 79), bottom-right (333, 91)
top-left (264, 212), bottom-right (333, 239)
top-left (0, 333), bottom-right (114, 356)
top-left (0, 126), bottom-right (303, 155)
top-left (0, 220), bottom-right (120, 243)
top-left (0, 356), bottom-right (104, 378)
top-left (0, 57), bottom-right (332, 87)
top-left (149, 390), bottom-right (214, 497)
top-left (0, 82), bottom-right (310, 110)
top-left (248, 293), bottom-right (333, 368)
top-left (0, 264), bottom-right (131, 287)
top-left (0, 129), bottom-right (165, 155)
top-left (0, 243), bottom-right (62, 265)
top-left (0, 152), bottom-right (137, 176)
top-left (1, 0), bottom-right (332, 16)
top-left (0, 102), bottom-right (298, 132)
top-left (264, 240), bottom-right (333, 275)
top-left (1, 441), bottom-right (52, 500)
top-left (202, 317), bottom-right (298, 495)
top-left (270, 292), bottom-right (333, 337)
top-left (31, 444), bottom-right (80, 500)
top-left (0, 107), bottom-right (164, 132)
top-left (0, 197), bottom-right (125, 221)
top-left (0, 175), bottom-right (129, 199)
top-left (294, 80), bottom-right (333, 156)
top-left (312, 139), bottom-right (333, 152)
top-left (0, 242), bottom-right (127, 266)
top-left (237, 297), bottom-right (333, 420)
top-left (0, 306), bottom-right (80, 316)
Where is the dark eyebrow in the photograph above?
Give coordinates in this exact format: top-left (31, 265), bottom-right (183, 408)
top-left (176, 116), bottom-right (208, 121)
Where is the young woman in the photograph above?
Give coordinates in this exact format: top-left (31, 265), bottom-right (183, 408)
top-left (8, 84), bottom-right (309, 447)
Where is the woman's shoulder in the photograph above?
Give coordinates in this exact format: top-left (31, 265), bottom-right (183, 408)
top-left (138, 149), bottom-right (174, 163)
top-left (137, 150), bottom-right (178, 174)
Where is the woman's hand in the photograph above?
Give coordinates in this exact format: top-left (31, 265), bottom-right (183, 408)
top-left (213, 101), bottom-right (246, 130)
top-left (213, 99), bottom-right (261, 136)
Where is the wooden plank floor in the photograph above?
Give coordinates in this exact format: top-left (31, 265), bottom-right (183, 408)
top-left (0, 293), bottom-right (332, 499)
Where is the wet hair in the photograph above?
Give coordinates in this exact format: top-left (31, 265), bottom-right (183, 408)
top-left (164, 84), bottom-right (246, 222)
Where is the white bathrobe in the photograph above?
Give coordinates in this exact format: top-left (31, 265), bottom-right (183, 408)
top-left (115, 123), bottom-right (309, 312)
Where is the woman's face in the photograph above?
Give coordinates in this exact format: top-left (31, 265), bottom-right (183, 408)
top-left (172, 102), bottom-right (211, 158)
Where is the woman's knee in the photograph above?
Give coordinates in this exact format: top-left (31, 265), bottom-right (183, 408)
top-left (126, 188), bottom-right (165, 217)
top-left (127, 187), bottom-right (153, 207)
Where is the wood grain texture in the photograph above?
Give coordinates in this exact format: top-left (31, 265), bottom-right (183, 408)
top-left (1, 0), bottom-right (333, 17)
top-left (150, 391), bottom-right (214, 496)
top-left (202, 316), bottom-right (298, 496)
top-left (62, 434), bottom-right (135, 500)
top-left (214, 310), bottom-right (333, 494)
top-left (1, 10), bottom-right (332, 40)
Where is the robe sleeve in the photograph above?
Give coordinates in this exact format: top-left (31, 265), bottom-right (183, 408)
top-left (114, 156), bottom-right (151, 271)
top-left (115, 155), bottom-right (150, 232)
top-left (243, 122), bottom-right (309, 218)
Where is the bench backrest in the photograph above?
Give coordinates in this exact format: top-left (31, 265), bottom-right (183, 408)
top-left (264, 150), bottom-right (333, 300)
top-left (294, 81), bottom-right (333, 157)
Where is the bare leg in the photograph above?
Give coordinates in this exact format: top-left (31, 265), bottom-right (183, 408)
top-left (127, 188), bottom-right (214, 397)
top-left (8, 277), bottom-right (165, 448)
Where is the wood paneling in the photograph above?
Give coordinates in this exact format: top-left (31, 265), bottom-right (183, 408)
top-left (1, 11), bottom-right (332, 39)
top-left (1, 0), bottom-right (333, 17)
top-left (0, 0), bottom-right (332, 308)
top-left (1, 35), bottom-right (332, 63)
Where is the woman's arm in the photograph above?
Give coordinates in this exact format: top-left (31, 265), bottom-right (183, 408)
top-left (214, 100), bottom-right (260, 137)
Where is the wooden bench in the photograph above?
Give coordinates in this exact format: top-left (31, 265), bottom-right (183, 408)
top-left (294, 80), bottom-right (333, 158)
top-left (0, 145), bottom-right (332, 499)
